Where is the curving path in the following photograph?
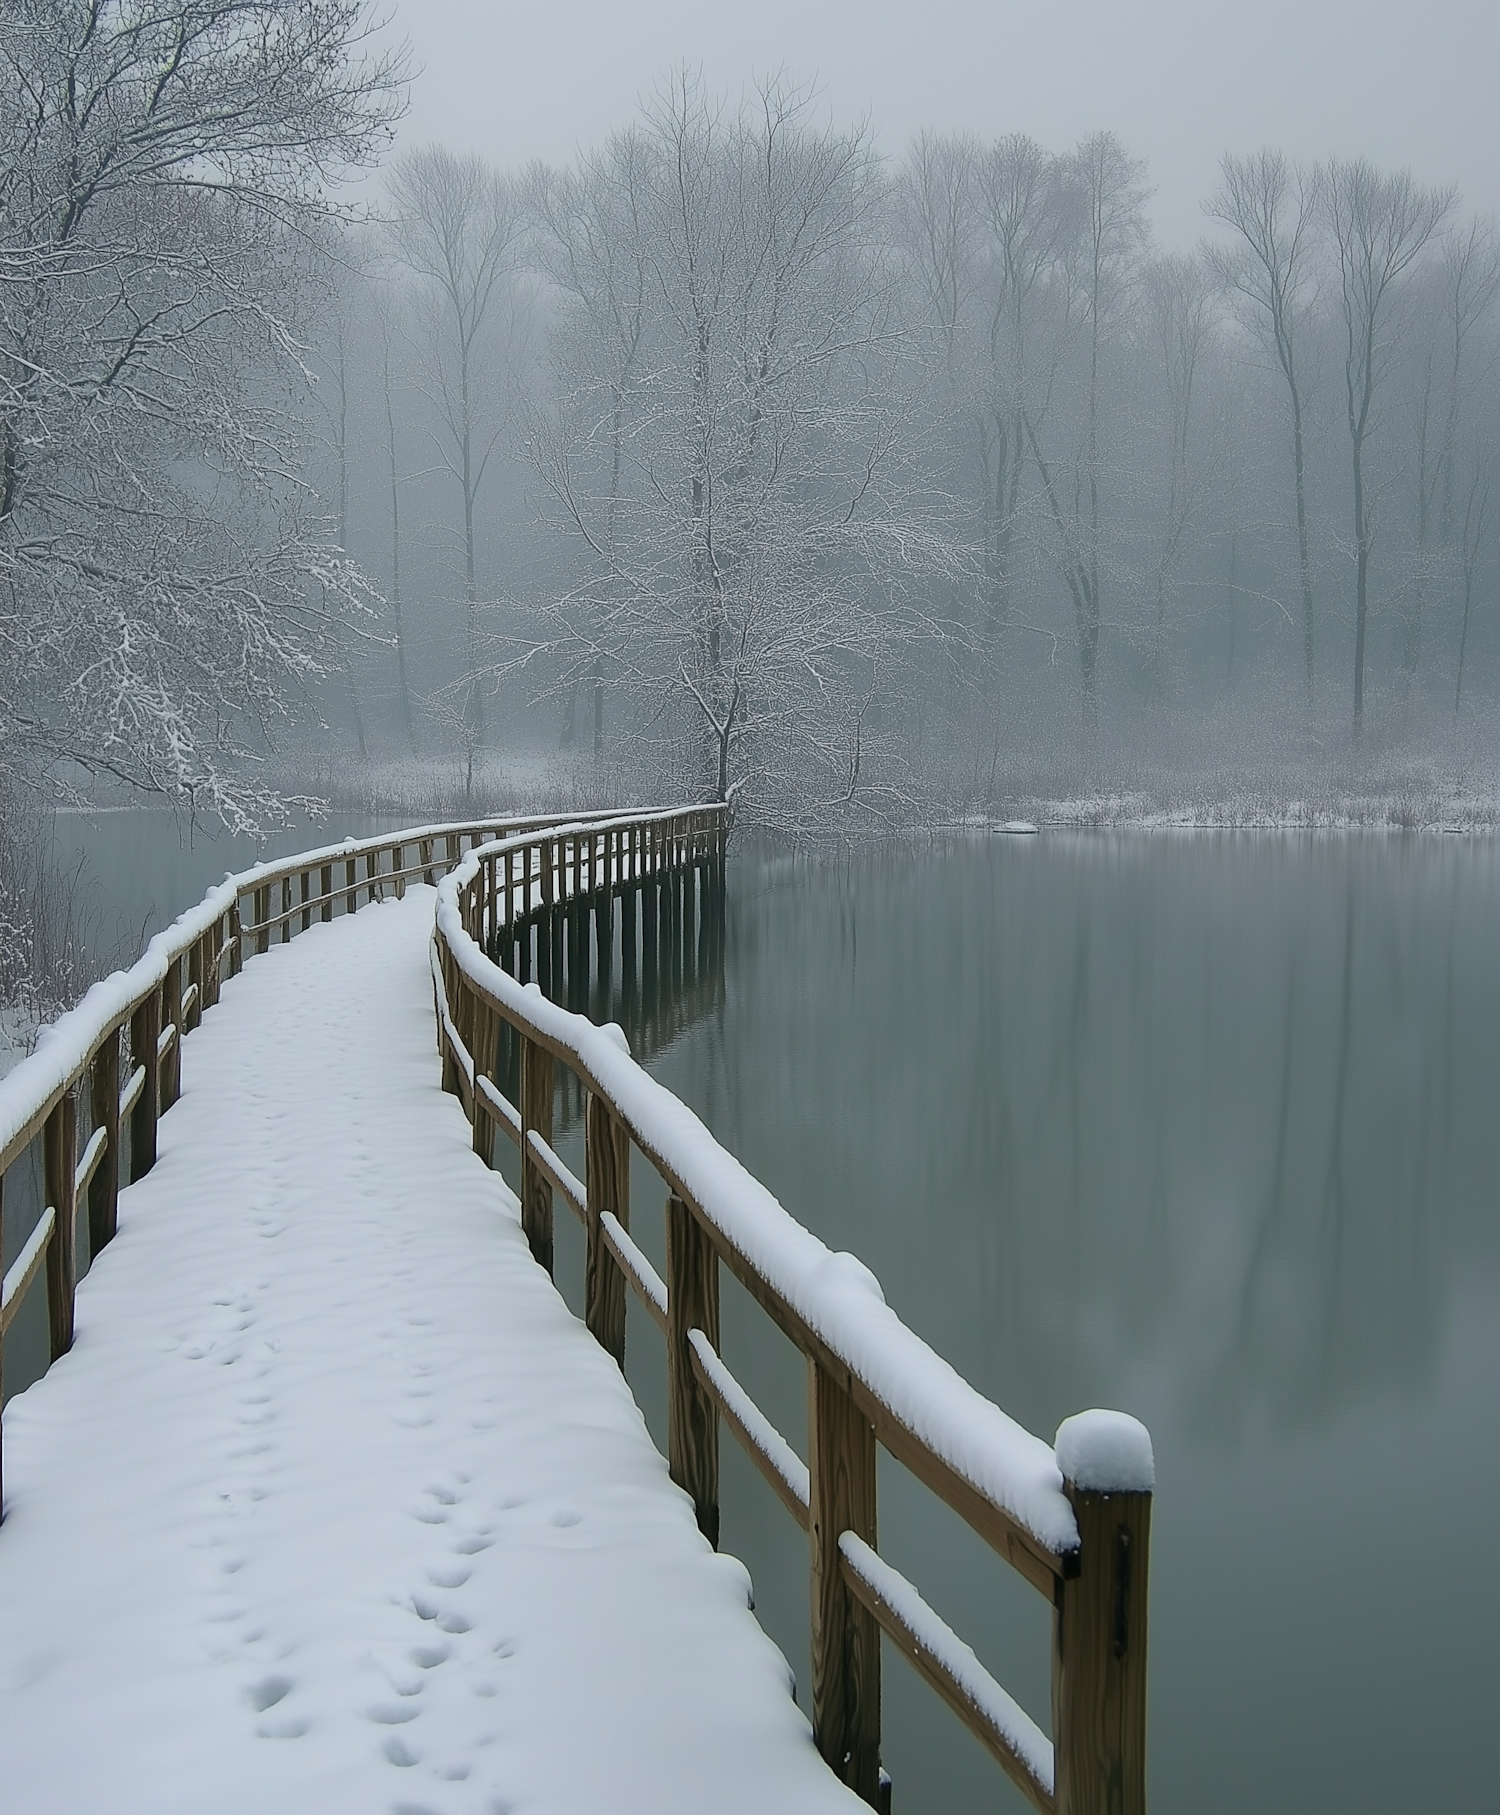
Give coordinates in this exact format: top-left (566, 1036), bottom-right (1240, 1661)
top-left (0, 889), bottom-right (857, 1815)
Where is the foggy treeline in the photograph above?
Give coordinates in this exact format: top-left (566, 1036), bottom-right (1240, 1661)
top-left (326, 77), bottom-right (1500, 823)
top-left (4, 0), bottom-right (1500, 1020)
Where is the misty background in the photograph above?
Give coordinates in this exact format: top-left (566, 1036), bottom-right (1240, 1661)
top-left (4, 0), bottom-right (1500, 1011)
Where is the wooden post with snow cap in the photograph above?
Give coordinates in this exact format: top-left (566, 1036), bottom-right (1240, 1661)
top-left (1052, 1410), bottom-right (1154, 1815)
top-left (584, 1027), bottom-right (632, 1370)
top-left (519, 1004), bottom-right (555, 1276)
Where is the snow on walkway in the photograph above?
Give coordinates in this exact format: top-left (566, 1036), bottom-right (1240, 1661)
top-left (0, 890), bottom-right (858, 1815)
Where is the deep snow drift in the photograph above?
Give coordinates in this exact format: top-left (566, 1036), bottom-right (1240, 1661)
top-left (0, 890), bottom-right (857, 1815)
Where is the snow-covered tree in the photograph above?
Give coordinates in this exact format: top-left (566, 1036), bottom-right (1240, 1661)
top-left (521, 73), bottom-right (953, 819)
top-left (386, 145), bottom-right (524, 794)
top-left (0, 0), bottom-right (405, 827)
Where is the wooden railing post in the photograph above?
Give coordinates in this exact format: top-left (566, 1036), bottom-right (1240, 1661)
top-left (345, 856), bottom-right (357, 915)
top-left (321, 863), bottom-right (333, 923)
top-left (1053, 1461), bottom-right (1152, 1815)
top-left (809, 1357), bottom-right (882, 1806)
top-left (187, 936), bottom-right (204, 1033)
top-left (129, 991), bottom-right (160, 1182)
top-left (470, 994), bottom-right (496, 1164)
top-left (300, 868), bottom-right (311, 932)
top-left (584, 1091), bottom-right (630, 1369)
top-left (666, 1193), bottom-right (719, 1546)
top-left (161, 955), bottom-right (183, 1111)
top-left (254, 884), bottom-right (269, 956)
top-left (88, 1026), bottom-right (121, 1253)
top-left (420, 838), bottom-right (435, 886)
top-left (280, 875), bottom-right (291, 943)
top-left (43, 1090), bottom-right (78, 1360)
top-left (519, 1034), bottom-right (554, 1275)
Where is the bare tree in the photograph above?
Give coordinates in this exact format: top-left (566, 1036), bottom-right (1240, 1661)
top-left (1143, 250), bottom-right (1219, 689)
top-left (1322, 159), bottom-right (1452, 736)
top-left (1207, 151), bottom-right (1323, 699)
top-left (0, 0), bottom-right (405, 826)
top-left (529, 131), bottom-right (654, 761)
top-left (1454, 454), bottom-right (1493, 714)
top-left (373, 283), bottom-right (419, 753)
top-left (1025, 132), bottom-right (1148, 729)
top-left (520, 73), bottom-right (949, 817)
top-left (387, 146), bottom-right (522, 793)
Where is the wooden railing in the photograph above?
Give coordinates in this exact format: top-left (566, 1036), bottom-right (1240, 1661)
top-left (0, 802), bottom-right (1153, 1813)
top-left (0, 808), bottom-right (634, 1507)
top-left (432, 807), bottom-right (1154, 1815)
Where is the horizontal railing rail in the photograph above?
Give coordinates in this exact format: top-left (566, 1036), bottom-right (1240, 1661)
top-left (432, 810), bottom-right (1154, 1815)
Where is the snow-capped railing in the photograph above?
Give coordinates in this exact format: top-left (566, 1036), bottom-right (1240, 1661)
top-left (432, 812), bottom-right (1154, 1815)
top-left (0, 806), bottom-right (633, 1515)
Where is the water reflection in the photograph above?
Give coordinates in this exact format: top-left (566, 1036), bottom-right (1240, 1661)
top-left (641, 832), bottom-right (1500, 1815)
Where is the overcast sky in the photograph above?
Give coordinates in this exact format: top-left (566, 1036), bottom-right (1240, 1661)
top-left (390, 0), bottom-right (1500, 245)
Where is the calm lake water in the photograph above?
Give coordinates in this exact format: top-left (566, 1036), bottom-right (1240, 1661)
top-left (582, 831), bottom-right (1499, 1815)
top-left (11, 815), bottom-right (1500, 1814)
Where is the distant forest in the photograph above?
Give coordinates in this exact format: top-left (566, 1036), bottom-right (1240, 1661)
top-left (3, 1), bottom-right (1498, 876)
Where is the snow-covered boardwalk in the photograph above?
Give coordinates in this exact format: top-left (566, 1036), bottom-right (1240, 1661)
top-left (0, 891), bottom-right (858, 1815)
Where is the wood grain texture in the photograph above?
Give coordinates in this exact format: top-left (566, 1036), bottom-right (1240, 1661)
top-left (88, 1029), bottom-right (121, 1255)
top-left (161, 955), bottom-right (183, 1110)
top-left (470, 996), bottom-right (497, 1165)
top-left (667, 1192), bottom-right (720, 1546)
top-left (1052, 1484), bottom-right (1151, 1815)
top-left (809, 1357), bottom-right (882, 1806)
top-left (519, 1037), bottom-right (555, 1275)
top-left (584, 1093), bottom-right (630, 1369)
top-left (43, 1091), bottom-right (78, 1361)
top-left (128, 993), bottom-right (160, 1183)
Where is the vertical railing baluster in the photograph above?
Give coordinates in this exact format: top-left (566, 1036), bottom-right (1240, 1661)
top-left (89, 1026), bottom-right (121, 1254)
top-left (321, 863), bottom-right (333, 924)
top-left (43, 1090), bottom-right (78, 1361)
top-left (520, 1035), bottom-right (554, 1274)
top-left (129, 990), bottom-right (160, 1182)
top-left (667, 1192), bottom-right (720, 1547)
top-left (809, 1357), bottom-right (882, 1806)
top-left (584, 1091), bottom-right (630, 1369)
top-left (161, 954), bottom-right (183, 1111)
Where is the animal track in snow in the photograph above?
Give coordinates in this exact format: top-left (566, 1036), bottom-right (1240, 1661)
top-left (244, 1674), bottom-right (292, 1712)
top-left (424, 1562), bottom-right (471, 1590)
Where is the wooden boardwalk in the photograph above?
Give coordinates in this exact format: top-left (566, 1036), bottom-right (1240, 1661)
top-left (0, 811), bottom-right (1155, 1814)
